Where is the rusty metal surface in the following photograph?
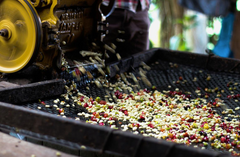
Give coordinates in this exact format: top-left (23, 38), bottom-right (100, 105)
top-left (0, 79), bottom-right (65, 104)
top-left (0, 101), bottom-right (230, 157)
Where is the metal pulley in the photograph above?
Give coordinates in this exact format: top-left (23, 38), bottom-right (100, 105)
top-left (0, 0), bottom-right (116, 74)
top-left (0, 0), bottom-right (41, 73)
top-left (30, 0), bottom-right (52, 7)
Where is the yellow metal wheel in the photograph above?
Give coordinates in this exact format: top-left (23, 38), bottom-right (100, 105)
top-left (0, 0), bottom-right (41, 73)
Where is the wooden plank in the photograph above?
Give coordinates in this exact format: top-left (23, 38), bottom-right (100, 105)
top-left (0, 132), bottom-right (76, 157)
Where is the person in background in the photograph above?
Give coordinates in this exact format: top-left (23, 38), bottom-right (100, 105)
top-left (178, 0), bottom-right (236, 58)
top-left (103, 0), bottom-right (151, 63)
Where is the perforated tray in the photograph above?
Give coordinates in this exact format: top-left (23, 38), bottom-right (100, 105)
top-left (6, 48), bottom-right (240, 157)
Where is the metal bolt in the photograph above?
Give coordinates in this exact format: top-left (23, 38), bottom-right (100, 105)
top-left (0, 29), bottom-right (8, 38)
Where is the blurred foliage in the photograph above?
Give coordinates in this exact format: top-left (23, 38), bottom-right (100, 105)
top-left (152, 0), bottom-right (184, 48)
top-left (176, 15), bottom-right (198, 30)
top-left (207, 17), bottom-right (221, 50)
top-left (173, 14), bottom-right (198, 51)
top-left (150, 0), bottom-right (221, 51)
top-left (148, 13), bottom-right (154, 49)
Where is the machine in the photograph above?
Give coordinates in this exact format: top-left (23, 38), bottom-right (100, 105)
top-left (0, 0), bottom-right (115, 74)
